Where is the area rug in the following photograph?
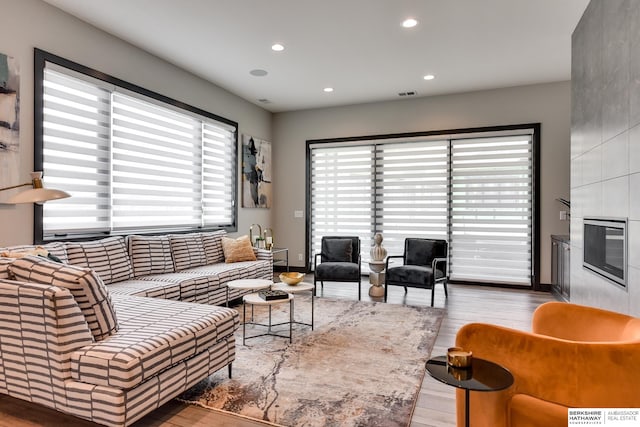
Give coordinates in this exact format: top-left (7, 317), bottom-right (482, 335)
top-left (179, 296), bottom-right (444, 427)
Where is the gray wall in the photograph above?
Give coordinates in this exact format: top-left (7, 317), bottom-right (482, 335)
top-left (570, 0), bottom-right (640, 315)
top-left (0, 0), bottom-right (272, 246)
top-left (273, 81), bottom-right (572, 285)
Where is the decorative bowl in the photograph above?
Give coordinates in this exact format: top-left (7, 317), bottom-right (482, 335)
top-left (279, 272), bottom-right (305, 285)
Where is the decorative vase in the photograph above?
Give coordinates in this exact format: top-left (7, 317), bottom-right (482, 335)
top-left (370, 233), bottom-right (387, 261)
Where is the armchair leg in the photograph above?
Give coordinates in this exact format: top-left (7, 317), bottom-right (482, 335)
top-left (443, 280), bottom-right (449, 298)
top-left (431, 287), bottom-right (435, 307)
top-left (404, 286), bottom-right (407, 294)
top-left (357, 279), bottom-right (361, 301)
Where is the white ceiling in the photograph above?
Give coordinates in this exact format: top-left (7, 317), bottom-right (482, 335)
top-left (42, 0), bottom-right (589, 113)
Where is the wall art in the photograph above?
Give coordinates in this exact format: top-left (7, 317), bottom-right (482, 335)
top-left (241, 134), bottom-right (271, 208)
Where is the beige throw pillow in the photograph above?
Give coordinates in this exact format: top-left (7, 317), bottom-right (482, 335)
top-left (221, 235), bottom-right (257, 263)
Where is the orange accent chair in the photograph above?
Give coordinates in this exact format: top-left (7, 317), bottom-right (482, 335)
top-left (454, 301), bottom-right (640, 427)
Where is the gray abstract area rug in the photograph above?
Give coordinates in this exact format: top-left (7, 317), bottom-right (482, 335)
top-left (179, 296), bottom-right (444, 427)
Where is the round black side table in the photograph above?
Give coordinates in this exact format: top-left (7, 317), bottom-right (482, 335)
top-left (426, 355), bottom-right (514, 427)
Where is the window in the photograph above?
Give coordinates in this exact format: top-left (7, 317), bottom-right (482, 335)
top-left (34, 49), bottom-right (237, 242)
top-left (308, 126), bottom-right (539, 287)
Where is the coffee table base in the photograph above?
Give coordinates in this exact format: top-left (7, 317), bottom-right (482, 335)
top-left (242, 297), bottom-right (293, 345)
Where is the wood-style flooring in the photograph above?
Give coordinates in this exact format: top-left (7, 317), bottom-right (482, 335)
top-left (0, 278), bottom-right (555, 427)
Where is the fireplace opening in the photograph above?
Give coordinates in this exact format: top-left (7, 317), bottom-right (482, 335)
top-left (583, 218), bottom-right (627, 288)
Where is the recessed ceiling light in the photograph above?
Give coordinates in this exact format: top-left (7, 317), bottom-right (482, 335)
top-left (402, 18), bottom-right (418, 28)
top-left (423, 74), bottom-right (435, 80)
top-left (271, 43), bottom-right (285, 52)
top-left (323, 87), bottom-right (334, 93)
top-left (250, 69), bottom-right (268, 77)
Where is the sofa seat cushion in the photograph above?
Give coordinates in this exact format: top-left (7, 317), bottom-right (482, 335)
top-left (183, 260), bottom-right (272, 282)
top-left (509, 394), bottom-right (568, 427)
top-left (128, 235), bottom-right (174, 277)
top-left (9, 256), bottom-right (118, 341)
top-left (105, 279), bottom-right (183, 300)
top-left (66, 236), bottom-right (133, 284)
top-left (70, 295), bottom-right (239, 389)
top-left (109, 272), bottom-right (218, 303)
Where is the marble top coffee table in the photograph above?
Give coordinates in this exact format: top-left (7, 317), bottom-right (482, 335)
top-left (271, 281), bottom-right (315, 330)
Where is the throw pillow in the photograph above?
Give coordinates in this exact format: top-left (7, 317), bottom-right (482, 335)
top-left (9, 255), bottom-right (118, 341)
top-left (323, 238), bottom-right (353, 262)
top-left (221, 235), bottom-right (257, 263)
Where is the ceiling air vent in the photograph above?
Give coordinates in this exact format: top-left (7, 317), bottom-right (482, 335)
top-left (398, 91), bottom-right (417, 97)
top-left (258, 98), bottom-right (271, 104)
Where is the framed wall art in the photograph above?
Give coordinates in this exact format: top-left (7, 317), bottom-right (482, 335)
top-left (0, 52), bottom-right (19, 188)
top-left (241, 134), bottom-right (271, 208)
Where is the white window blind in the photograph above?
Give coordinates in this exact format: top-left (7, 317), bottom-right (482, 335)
top-left (42, 68), bottom-right (111, 234)
top-left (111, 93), bottom-right (202, 231)
top-left (202, 122), bottom-right (236, 225)
top-left (41, 61), bottom-right (236, 239)
top-left (449, 135), bottom-right (533, 285)
top-left (376, 141), bottom-right (449, 257)
top-left (310, 144), bottom-right (374, 264)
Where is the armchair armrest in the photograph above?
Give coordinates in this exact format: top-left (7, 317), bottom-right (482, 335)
top-left (533, 301), bottom-right (640, 341)
top-left (385, 255), bottom-right (404, 270)
top-left (431, 257), bottom-right (447, 276)
top-left (314, 252), bottom-right (323, 269)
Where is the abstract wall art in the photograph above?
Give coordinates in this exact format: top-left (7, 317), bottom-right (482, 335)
top-left (0, 53), bottom-right (19, 188)
top-left (241, 134), bottom-right (271, 208)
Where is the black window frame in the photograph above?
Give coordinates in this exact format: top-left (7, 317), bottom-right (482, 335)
top-left (33, 48), bottom-right (238, 243)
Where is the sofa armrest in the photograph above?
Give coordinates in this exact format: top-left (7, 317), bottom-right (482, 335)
top-left (0, 279), bottom-right (93, 404)
top-left (254, 248), bottom-right (274, 265)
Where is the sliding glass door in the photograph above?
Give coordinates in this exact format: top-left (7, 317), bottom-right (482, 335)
top-left (308, 127), bottom-right (536, 286)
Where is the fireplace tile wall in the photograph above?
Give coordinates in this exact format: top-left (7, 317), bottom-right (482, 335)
top-left (571, 0), bottom-right (640, 316)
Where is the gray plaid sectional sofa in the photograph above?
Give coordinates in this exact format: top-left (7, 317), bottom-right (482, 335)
top-left (0, 230), bottom-right (273, 426)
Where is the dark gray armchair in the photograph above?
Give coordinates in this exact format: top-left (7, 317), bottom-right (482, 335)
top-left (314, 236), bottom-right (361, 300)
top-left (384, 238), bottom-right (448, 306)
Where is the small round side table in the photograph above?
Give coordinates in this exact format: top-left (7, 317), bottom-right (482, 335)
top-left (271, 281), bottom-right (315, 330)
top-left (426, 355), bottom-right (514, 427)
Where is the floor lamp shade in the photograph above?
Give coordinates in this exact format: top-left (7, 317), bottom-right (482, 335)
top-left (0, 172), bottom-right (71, 204)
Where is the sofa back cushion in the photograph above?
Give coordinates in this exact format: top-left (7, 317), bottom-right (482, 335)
top-left (65, 236), bottom-right (133, 284)
top-left (0, 258), bottom-right (12, 279)
top-left (128, 235), bottom-right (175, 277)
top-left (201, 230), bottom-right (226, 264)
top-left (9, 256), bottom-right (118, 341)
top-left (0, 242), bottom-right (69, 263)
top-left (170, 233), bottom-right (207, 271)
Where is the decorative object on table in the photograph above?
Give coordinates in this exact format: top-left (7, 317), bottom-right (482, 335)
top-left (263, 227), bottom-right (274, 250)
top-left (447, 346), bottom-right (472, 368)
top-left (279, 271), bottom-right (304, 285)
top-left (241, 134), bottom-right (271, 208)
top-left (179, 297), bottom-right (444, 427)
top-left (0, 171), bottom-right (70, 204)
top-left (369, 232), bottom-right (387, 261)
top-left (248, 223), bottom-right (261, 246)
top-left (258, 289), bottom-right (289, 301)
top-left (0, 52), bottom-right (20, 193)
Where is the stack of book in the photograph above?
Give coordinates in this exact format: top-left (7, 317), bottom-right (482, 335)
top-left (258, 289), bottom-right (289, 301)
